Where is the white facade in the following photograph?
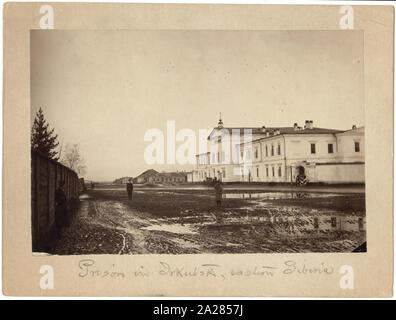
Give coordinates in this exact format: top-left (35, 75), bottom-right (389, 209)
top-left (193, 120), bottom-right (365, 184)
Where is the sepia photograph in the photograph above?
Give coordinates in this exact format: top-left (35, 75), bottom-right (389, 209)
top-left (2, 0), bottom-right (394, 298)
top-left (30, 29), bottom-right (366, 255)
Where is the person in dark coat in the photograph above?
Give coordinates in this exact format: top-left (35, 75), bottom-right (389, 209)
top-left (55, 180), bottom-right (68, 237)
top-left (296, 173), bottom-right (307, 186)
top-left (214, 178), bottom-right (223, 207)
top-left (126, 178), bottom-right (134, 200)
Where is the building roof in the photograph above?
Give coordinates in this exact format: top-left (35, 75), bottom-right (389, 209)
top-left (209, 127), bottom-right (344, 146)
top-left (336, 126), bottom-right (364, 136)
top-left (208, 126), bottom-right (343, 139)
top-left (207, 116), bottom-right (351, 139)
top-left (135, 169), bottom-right (187, 179)
top-left (136, 169), bottom-right (159, 178)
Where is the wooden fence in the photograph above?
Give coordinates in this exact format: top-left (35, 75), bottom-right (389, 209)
top-left (31, 150), bottom-right (80, 252)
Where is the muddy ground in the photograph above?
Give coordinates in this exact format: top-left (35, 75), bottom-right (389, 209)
top-left (54, 184), bottom-right (366, 254)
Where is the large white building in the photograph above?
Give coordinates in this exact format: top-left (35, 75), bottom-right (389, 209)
top-left (193, 118), bottom-right (364, 184)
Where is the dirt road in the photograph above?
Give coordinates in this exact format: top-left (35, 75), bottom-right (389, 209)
top-left (134, 183), bottom-right (365, 194)
top-left (54, 186), bottom-right (366, 254)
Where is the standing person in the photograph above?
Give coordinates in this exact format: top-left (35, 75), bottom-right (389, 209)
top-left (214, 178), bottom-right (223, 207)
top-left (296, 171), bottom-right (307, 186)
top-left (55, 180), bottom-right (68, 237)
top-left (126, 178), bottom-right (134, 200)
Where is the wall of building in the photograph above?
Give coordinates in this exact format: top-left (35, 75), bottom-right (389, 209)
top-left (238, 136), bottom-right (287, 183)
top-left (194, 127), bottom-right (365, 184)
top-left (114, 177), bottom-right (133, 184)
top-left (284, 134), bottom-right (338, 163)
top-left (336, 128), bottom-right (365, 162)
top-left (137, 173), bottom-right (187, 183)
top-left (313, 163), bottom-right (365, 183)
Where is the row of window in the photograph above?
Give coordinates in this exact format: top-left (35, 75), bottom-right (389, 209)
top-left (198, 168), bottom-right (227, 179)
top-left (264, 144), bottom-right (282, 157)
top-left (246, 166), bottom-right (283, 178)
top-left (198, 164), bottom-right (286, 180)
top-left (260, 166), bottom-right (282, 178)
top-left (310, 142), bottom-right (360, 154)
top-left (252, 142), bottom-right (361, 158)
top-left (242, 144), bottom-right (282, 160)
top-left (200, 141), bottom-right (361, 165)
top-left (151, 177), bottom-right (185, 182)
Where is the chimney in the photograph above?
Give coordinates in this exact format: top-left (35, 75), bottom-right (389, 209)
top-left (352, 125), bottom-right (357, 130)
top-left (305, 120), bottom-right (313, 129)
top-left (261, 126), bottom-right (266, 133)
top-left (266, 131), bottom-right (270, 137)
top-left (293, 122), bottom-right (298, 130)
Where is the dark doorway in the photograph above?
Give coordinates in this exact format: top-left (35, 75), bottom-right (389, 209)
top-left (297, 166), bottom-right (305, 175)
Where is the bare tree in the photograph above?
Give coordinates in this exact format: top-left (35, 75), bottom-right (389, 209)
top-left (60, 144), bottom-right (87, 176)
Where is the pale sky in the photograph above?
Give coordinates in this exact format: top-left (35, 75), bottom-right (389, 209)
top-left (31, 30), bottom-right (364, 181)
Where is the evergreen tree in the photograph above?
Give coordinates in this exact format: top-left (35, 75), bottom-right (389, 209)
top-left (31, 107), bottom-right (60, 160)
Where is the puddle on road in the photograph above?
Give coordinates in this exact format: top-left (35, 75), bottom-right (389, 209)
top-left (223, 192), bottom-right (342, 200)
top-left (223, 214), bottom-right (366, 232)
top-left (91, 188), bottom-right (124, 191)
top-left (171, 238), bottom-right (201, 249)
top-left (141, 224), bottom-right (198, 234)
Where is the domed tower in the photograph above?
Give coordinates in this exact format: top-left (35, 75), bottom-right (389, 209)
top-left (217, 112), bottom-right (224, 129)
